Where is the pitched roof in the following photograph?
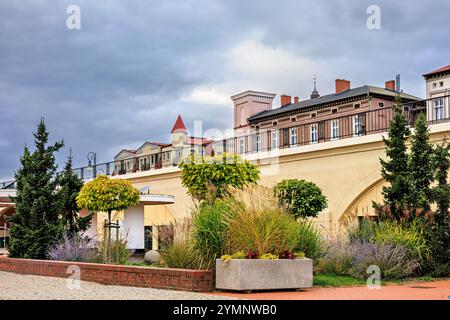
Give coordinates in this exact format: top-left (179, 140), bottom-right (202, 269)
top-left (114, 149), bottom-right (136, 159)
top-left (187, 137), bottom-right (213, 145)
top-left (171, 115), bottom-right (187, 133)
top-left (248, 85), bottom-right (422, 123)
top-left (423, 64), bottom-right (450, 78)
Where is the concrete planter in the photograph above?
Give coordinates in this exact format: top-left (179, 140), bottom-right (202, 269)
top-left (215, 258), bottom-right (313, 291)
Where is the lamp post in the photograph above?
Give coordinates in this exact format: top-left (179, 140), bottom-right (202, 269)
top-left (87, 152), bottom-right (97, 179)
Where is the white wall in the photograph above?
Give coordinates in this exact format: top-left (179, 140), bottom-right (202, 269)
top-left (123, 205), bottom-right (145, 250)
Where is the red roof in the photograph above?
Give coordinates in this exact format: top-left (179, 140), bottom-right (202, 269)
top-left (187, 137), bottom-right (213, 145)
top-left (423, 64), bottom-right (450, 77)
top-left (171, 115), bottom-right (187, 133)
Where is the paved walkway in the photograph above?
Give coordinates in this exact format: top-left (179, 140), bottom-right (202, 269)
top-left (0, 271), bottom-right (234, 300)
top-left (209, 280), bottom-right (450, 300)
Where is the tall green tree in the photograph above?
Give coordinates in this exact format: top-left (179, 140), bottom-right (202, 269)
top-left (428, 142), bottom-right (450, 275)
top-left (58, 151), bottom-right (91, 235)
top-left (8, 119), bottom-right (64, 259)
top-left (378, 95), bottom-right (411, 220)
top-left (408, 113), bottom-right (434, 214)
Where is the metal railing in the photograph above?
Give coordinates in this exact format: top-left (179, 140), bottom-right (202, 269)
top-left (3, 95), bottom-right (450, 183)
top-left (72, 145), bottom-right (207, 181)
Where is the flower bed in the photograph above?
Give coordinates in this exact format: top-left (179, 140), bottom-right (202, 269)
top-left (0, 256), bottom-right (213, 292)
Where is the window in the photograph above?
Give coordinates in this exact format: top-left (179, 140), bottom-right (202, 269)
top-left (272, 130), bottom-right (279, 149)
top-left (291, 117), bottom-right (296, 122)
top-left (353, 114), bottom-right (364, 137)
top-left (331, 109), bottom-right (338, 114)
top-left (434, 98), bottom-right (444, 120)
top-left (238, 138), bottom-right (245, 154)
top-left (379, 102), bottom-right (384, 108)
top-left (290, 128), bottom-right (297, 146)
top-left (311, 113), bottom-right (317, 118)
top-left (310, 124), bottom-right (318, 144)
top-left (440, 81), bottom-right (444, 87)
top-left (331, 120), bottom-right (339, 140)
top-left (354, 104), bottom-right (360, 109)
top-left (256, 134), bottom-right (261, 152)
top-left (433, 83), bottom-right (437, 88)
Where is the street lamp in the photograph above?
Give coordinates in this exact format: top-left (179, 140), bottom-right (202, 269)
top-left (87, 152), bottom-right (97, 178)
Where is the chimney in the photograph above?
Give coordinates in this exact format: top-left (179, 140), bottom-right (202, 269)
top-left (335, 79), bottom-right (351, 94)
top-left (385, 80), bottom-right (396, 91)
top-left (280, 94), bottom-right (292, 107)
top-left (294, 96), bottom-right (299, 103)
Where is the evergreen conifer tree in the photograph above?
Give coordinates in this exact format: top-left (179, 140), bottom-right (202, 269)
top-left (429, 143), bottom-right (450, 275)
top-left (378, 95), bottom-right (411, 220)
top-left (408, 113), bottom-right (434, 214)
top-left (58, 150), bottom-right (91, 235)
top-left (8, 119), bottom-right (64, 258)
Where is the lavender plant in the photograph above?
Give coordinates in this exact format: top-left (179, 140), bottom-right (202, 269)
top-left (47, 234), bottom-right (98, 262)
top-left (348, 241), bottom-right (420, 280)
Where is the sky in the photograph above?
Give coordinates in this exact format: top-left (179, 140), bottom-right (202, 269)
top-left (1, 0), bottom-right (449, 180)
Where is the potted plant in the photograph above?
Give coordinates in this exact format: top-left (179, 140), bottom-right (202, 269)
top-left (216, 251), bottom-right (313, 291)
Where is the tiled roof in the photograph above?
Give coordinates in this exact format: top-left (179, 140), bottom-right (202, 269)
top-left (248, 85), bottom-right (422, 123)
top-left (423, 64), bottom-right (450, 78)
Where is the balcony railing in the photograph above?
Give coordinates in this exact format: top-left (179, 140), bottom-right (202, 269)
top-left (3, 95), bottom-right (450, 183)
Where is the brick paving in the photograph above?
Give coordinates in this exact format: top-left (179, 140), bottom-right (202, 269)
top-left (209, 280), bottom-right (450, 300)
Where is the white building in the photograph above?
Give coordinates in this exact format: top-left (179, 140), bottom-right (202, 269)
top-left (424, 64), bottom-right (450, 122)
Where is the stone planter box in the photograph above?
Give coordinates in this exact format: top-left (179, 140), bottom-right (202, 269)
top-left (215, 258), bottom-right (313, 291)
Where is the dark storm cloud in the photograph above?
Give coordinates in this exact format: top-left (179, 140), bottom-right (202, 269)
top-left (0, 0), bottom-right (449, 179)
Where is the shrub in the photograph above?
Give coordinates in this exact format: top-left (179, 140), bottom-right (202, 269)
top-left (47, 234), bottom-right (97, 262)
top-left (179, 153), bottom-right (260, 202)
top-left (348, 218), bottom-right (376, 243)
top-left (294, 219), bottom-right (324, 260)
top-left (348, 241), bottom-right (420, 280)
top-left (160, 239), bottom-right (206, 270)
top-left (226, 189), bottom-right (300, 256)
top-left (98, 232), bottom-right (133, 265)
top-left (372, 220), bottom-right (431, 262)
top-left (191, 199), bottom-right (235, 269)
top-left (274, 179), bottom-right (327, 219)
top-left (316, 240), bottom-right (354, 276)
top-left (316, 240), bottom-right (420, 280)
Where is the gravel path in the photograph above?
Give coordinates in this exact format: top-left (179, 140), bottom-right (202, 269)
top-left (0, 271), bottom-right (234, 300)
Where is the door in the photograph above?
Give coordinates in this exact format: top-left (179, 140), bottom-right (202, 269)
top-left (144, 226), bottom-right (153, 251)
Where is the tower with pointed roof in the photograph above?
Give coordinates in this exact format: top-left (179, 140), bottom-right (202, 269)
top-left (171, 115), bottom-right (188, 147)
top-left (310, 75), bottom-right (320, 99)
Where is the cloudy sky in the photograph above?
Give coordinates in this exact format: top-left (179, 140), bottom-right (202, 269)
top-left (0, 0), bottom-right (449, 180)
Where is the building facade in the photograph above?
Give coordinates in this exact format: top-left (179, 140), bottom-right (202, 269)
top-left (214, 78), bottom-right (423, 155)
top-left (423, 64), bottom-right (450, 123)
top-left (113, 115), bottom-right (213, 175)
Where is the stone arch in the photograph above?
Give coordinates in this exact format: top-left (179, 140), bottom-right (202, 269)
top-left (338, 176), bottom-right (386, 231)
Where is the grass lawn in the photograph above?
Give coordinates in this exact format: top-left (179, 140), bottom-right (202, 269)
top-left (314, 273), bottom-right (449, 287)
top-left (313, 274), bottom-right (366, 287)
